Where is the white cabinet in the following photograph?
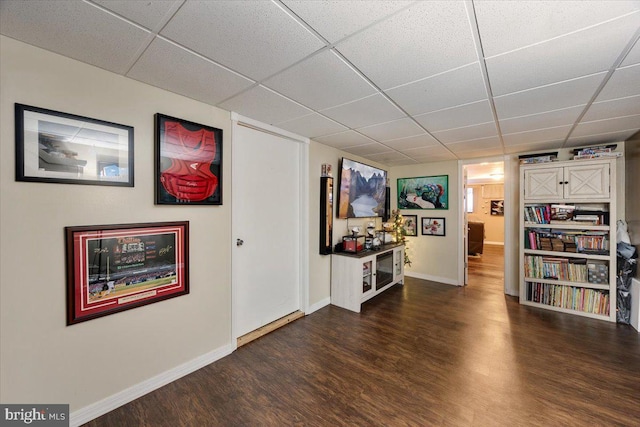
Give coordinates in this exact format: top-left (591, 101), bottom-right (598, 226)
top-left (331, 244), bottom-right (404, 313)
top-left (523, 162), bottom-right (610, 200)
top-left (519, 159), bottom-right (617, 322)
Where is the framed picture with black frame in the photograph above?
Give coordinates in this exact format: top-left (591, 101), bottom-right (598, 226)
top-left (421, 217), bottom-right (446, 236)
top-left (155, 113), bottom-right (222, 205)
top-left (15, 103), bottom-right (134, 186)
top-left (403, 215), bottom-right (418, 237)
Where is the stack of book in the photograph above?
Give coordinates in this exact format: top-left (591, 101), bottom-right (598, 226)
top-left (526, 282), bottom-right (610, 315)
top-left (573, 145), bottom-right (621, 160)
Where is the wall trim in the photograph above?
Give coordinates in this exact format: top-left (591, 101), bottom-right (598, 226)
top-left (307, 297), bottom-right (330, 315)
top-left (405, 271), bottom-right (459, 286)
top-left (70, 344), bottom-right (235, 426)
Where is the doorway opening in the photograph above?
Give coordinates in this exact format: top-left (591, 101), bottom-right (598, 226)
top-left (462, 160), bottom-right (506, 293)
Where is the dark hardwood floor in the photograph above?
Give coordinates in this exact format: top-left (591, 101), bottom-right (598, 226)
top-left (86, 244), bottom-right (640, 426)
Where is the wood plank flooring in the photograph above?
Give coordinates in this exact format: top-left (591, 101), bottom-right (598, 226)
top-left (85, 245), bottom-right (640, 426)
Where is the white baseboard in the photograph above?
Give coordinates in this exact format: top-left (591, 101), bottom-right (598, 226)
top-left (405, 271), bottom-right (459, 286)
top-left (307, 297), bottom-right (330, 315)
top-left (70, 343), bottom-right (235, 426)
top-left (484, 241), bottom-right (505, 246)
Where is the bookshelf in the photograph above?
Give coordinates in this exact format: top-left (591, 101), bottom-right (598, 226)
top-left (519, 158), bottom-right (617, 322)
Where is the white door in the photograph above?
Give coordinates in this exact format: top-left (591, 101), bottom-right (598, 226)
top-left (565, 163), bottom-right (610, 198)
top-left (232, 118), bottom-right (305, 338)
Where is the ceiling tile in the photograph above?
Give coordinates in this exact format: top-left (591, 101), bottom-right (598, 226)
top-left (486, 13), bottom-right (640, 96)
top-left (342, 143), bottom-right (393, 156)
top-left (596, 63), bottom-right (640, 101)
top-left (502, 125), bottom-right (572, 146)
top-left (414, 100), bottom-right (494, 132)
top-left (127, 38), bottom-right (254, 105)
top-left (385, 63), bottom-right (487, 115)
top-left (503, 140), bottom-right (566, 155)
top-left (621, 37), bottom-right (640, 67)
top-left (444, 136), bottom-right (502, 152)
top-left (218, 85), bottom-right (312, 125)
top-left (263, 50), bottom-right (375, 111)
top-left (274, 113), bottom-right (347, 138)
top-left (582, 95), bottom-right (640, 122)
top-left (452, 148), bottom-right (505, 160)
top-left (366, 151), bottom-right (413, 163)
top-left (336, 1), bottom-right (477, 89)
top-left (321, 94), bottom-right (406, 129)
top-left (383, 133), bottom-right (440, 151)
top-left (572, 114), bottom-right (640, 137)
top-left (433, 122), bottom-right (498, 144)
top-left (313, 130), bottom-right (375, 149)
top-left (498, 105), bottom-right (584, 134)
top-left (357, 118), bottom-right (424, 142)
top-left (474, 1), bottom-right (640, 58)
top-left (565, 129), bottom-right (638, 147)
top-left (494, 72), bottom-right (606, 119)
top-left (93, 0), bottom-right (181, 31)
top-left (0, 0), bottom-right (152, 74)
top-left (159, 1), bottom-right (325, 80)
top-left (282, 0), bottom-right (413, 43)
top-left (401, 145), bottom-right (456, 159)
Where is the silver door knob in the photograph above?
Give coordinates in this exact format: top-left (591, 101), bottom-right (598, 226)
top-left (236, 238), bottom-right (244, 246)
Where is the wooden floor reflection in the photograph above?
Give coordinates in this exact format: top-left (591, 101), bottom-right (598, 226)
top-left (86, 244), bottom-right (640, 426)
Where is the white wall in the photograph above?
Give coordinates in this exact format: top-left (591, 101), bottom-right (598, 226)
top-left (0, 37), bottom-right (233, 412)
top-left (389, 161), bottom-right (459, 285)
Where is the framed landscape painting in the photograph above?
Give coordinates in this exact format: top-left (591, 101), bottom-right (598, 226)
top-left (65, 221), bottom-right (189, 324)
top-left (397, 175), bottom-right (448, 210)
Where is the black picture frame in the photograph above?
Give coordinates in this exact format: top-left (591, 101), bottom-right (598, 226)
top-left (403, 215), bottom-right (418, 237)
top-left (421, 217), bottom-right (446, 236)
top-left (491, 200), bottom-right (504, 216)
top-left (155, 113), bottom-right (223, 205)
top-left (65, 221), bottom-right (189, 325)
top-left (15, 103), bottom-right (134, 186)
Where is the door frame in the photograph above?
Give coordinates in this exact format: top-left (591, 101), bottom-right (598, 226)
top-left (230, 112), bottom-right (309, 346)
top-left (457, 156), bottom-right (516, 295)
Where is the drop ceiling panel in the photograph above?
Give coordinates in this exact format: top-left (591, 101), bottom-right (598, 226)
top-left (320, 94), bottom-right (406, 129)
top-left (127, 38), bottom-right (254, 106)
top-left (274, 113), bottom-right (347, 138)
top-left (621, 37), bottom-right (640, 67)
top-left (401, 145), bottom-right (456, 159)
top-left (385, 63), bottom-right (487, 116)
top-left (502, 125), bottom-right (573, 146)
top-left (596, 63), bottom-right (640, 101)
top-left (503, 140), bottom-right (566, 154)
top-left (566, 129), bottom-right (638, 147)
top-left (263, 50), bottom-right (375, 111)
top-left (282, 0), bottom-right (413, 43)
top-left (450, 147), bottom-right (505, 159)
top-left (433, 122), bottom-right (498, 144)
top-left (219, 86), bottom-right (311, 125)
top-left (357, 118), bottom-right (424, 142)
top-left (582, 95), bottom-right (640, 122)
top-left (486, 13), bottom-right (640, 96)
top-left (342, 143), bottom-right (393, 156)
top-left (383, 134), bottom-right (441, 151)
top-left (572, 114), bottom-right (640, 137)
top-left (445, 136), bottom-right (502, 152)
top-left (159, 0), bottom-right (325, 80)
top-left (494, 73), bottom-right (606, 119)
top-left (414, 100), bottom-right (494, 132)
top-left (92, 0), bottom-right (181, 31)
top-left (336, 1), bottom-right (477, 89)
top-left (313, 130), bottom-right (375, 149)
top-left (0, 0), bottom-right (151, 74)
top-left (498, 106), bottom-right (584, 135)
top-left (474, 0), bottom-right (640, 58)
top-left (366, 151), bottom-right (412, 164)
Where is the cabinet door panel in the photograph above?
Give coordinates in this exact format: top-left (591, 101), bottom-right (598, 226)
top-left (565, 164), bottom-right (609, 199)
top-left (523, 168), bottom-right (563, 200)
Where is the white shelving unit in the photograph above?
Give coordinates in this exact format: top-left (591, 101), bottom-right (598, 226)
top-left (519, 158), bottom-right (617, 322)
top-left (331, 244), bottom-right (404, 313)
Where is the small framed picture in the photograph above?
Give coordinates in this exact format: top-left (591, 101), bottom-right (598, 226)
top-left (421, 217), bottom-right (446, 236)
top-left (155, 113), bottom-right (223, 205)
top-left (65, 221), bottom-right (189, 325)
top-left (403, 215), bottom-right (418, 237)
top-left (491, 200), bottom-right (504, 216)
top-left (15, 103), bottom-right (134, 186)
